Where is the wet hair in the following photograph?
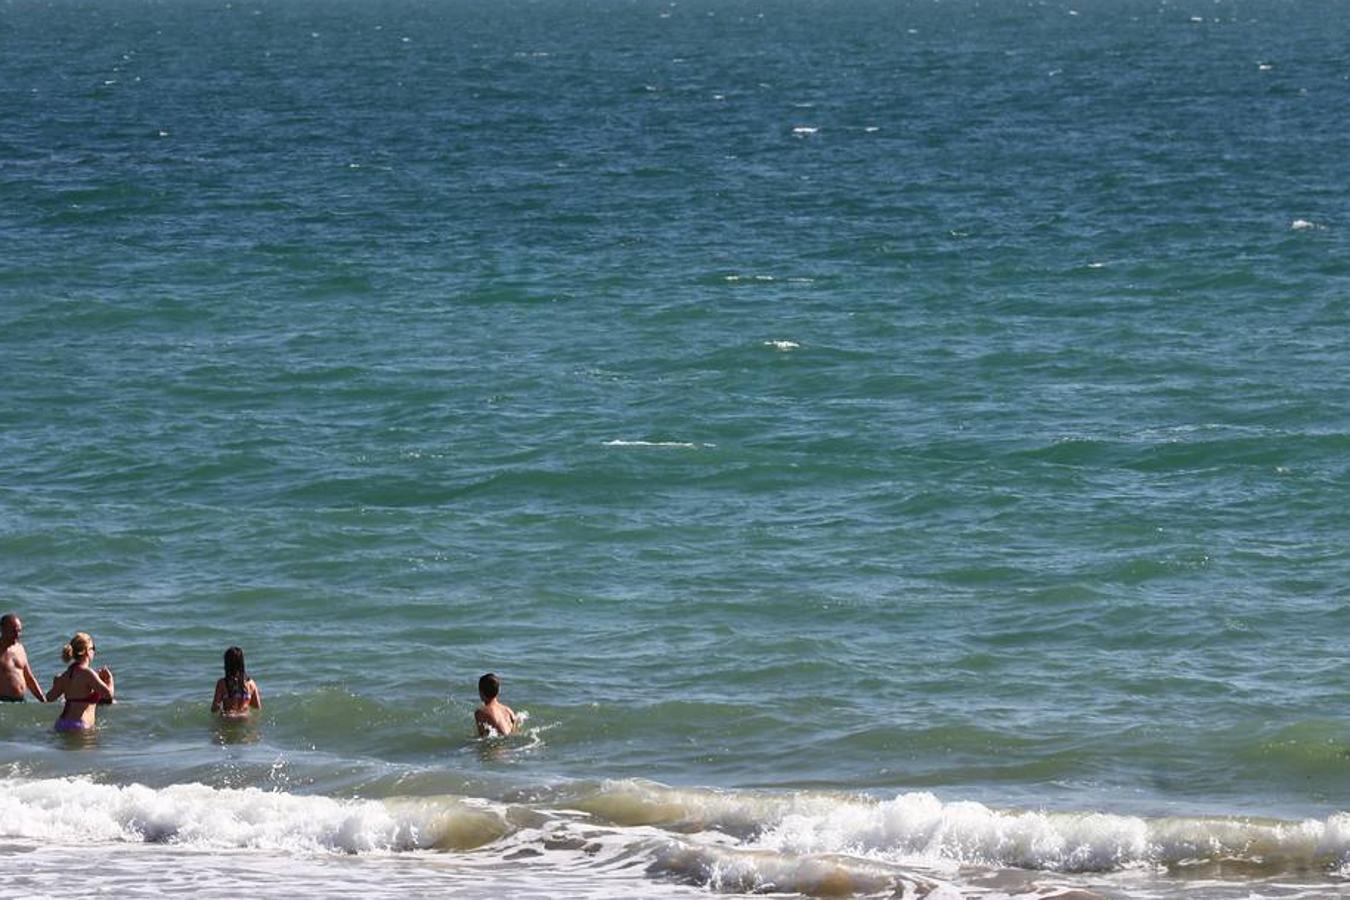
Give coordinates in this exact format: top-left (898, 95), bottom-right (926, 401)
top-left (478, 673), bottom-right (501, 701)
top-left (224, 646), bottom-right (248, 696)
top-left (62, 632), bottom-right (93, 663)
top-left (0, 613), bottom-right (16, 636)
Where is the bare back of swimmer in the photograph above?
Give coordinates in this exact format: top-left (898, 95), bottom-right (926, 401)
top-left (47, 632), bottom-right (114, 731)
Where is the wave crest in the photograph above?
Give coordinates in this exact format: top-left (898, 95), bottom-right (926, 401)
top-left (0, 777), bottom-right (508, 853)
top-left (580, 781), bottom-right (1350, 875)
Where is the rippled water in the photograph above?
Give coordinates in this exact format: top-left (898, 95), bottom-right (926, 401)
top-left (4, 0), bottom-right (1350, 896)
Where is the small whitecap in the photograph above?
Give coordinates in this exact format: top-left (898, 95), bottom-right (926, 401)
top-left (401, 36), bottom-right (411, 43)
top-left (1087, 261), bottom-right (1106, 268)
top-left (765, 340), bottom-right (800, 351)
top-left (792, 126), bottom-right (818, 136)
top-left (1069, 9), bottom-right (1079, 15)
top-left (603, 439), bottom-right (714, 449)
top-left (1290, 219), bottom-right (1321, 230)
top-left (157, 130), bottom-right (169, 138)
top-left (753, 274), bottom-right (775, 281)
top-left (1190, 15), bottom-right (1204, 22)
top-left (864, 126), bottom-right (879, 133)
top-left (724, 275), bottom-right (742, 282)
top-left (907, 28), bottom-right (918, 34)
top-left (348, 163), bottom-right (361, 169)
top-left (310, 31), bottom-right (319, 38)
top-left (1258, 62), bottom-right (1273, 71)
top-left (713, 94), bottom-right (725, 101)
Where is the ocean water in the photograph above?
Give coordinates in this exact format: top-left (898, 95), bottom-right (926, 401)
top-left (4, 0), bottom-right (1350, 896)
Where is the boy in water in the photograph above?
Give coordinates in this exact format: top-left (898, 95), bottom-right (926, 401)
top-left (0, 613), bottom-right (46, 702)
top-left (474, 672), bottom-right (517, 737)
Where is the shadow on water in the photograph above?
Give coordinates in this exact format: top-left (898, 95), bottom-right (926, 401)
top-left (473, 718), bottom-right (546, 764)
top-left (51, 725), bottom-right (99, 750)
top-left (212, 713), bottom-right (262, 746)
top-left (475, 736), bottom-right (514, 764)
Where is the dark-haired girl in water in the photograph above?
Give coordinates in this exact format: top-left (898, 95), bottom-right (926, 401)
top-left (48, 632), bottom-right (115, 732)
top-left (211, 646), bottom-right (261, 717)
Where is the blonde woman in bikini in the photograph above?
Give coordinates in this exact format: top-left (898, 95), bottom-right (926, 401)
top-left (47, 632), bottom-right (115, 732)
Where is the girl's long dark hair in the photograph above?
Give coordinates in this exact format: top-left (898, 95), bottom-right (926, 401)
top-left (224, 646), bottom-right (247, 696)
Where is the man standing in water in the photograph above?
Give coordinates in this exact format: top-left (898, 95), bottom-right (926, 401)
top-left (474, 673), bottom-right (517, 737)
top-left (0, 613), bottom-right (47, 702)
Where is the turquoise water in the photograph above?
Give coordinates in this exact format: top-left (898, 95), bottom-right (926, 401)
top-left (4, 0), bottom-right (1350, 896)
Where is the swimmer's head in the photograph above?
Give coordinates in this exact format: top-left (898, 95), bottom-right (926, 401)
top-left (62, 632), bottom-right (94, 663)
top-left (478, 672), bottom-right (501, 702)
top-left (224, 646), bottom-right (246, 678)
top-left (0, 613), bottom-right (19, 641)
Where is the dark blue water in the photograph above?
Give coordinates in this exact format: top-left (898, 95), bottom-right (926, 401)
top-left (4, 1), bottom-right (1350, 896)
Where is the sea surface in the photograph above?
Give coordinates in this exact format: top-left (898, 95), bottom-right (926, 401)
top-left (3, 0), bottom-right (1350, 896)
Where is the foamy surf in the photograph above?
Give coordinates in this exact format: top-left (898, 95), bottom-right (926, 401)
top-left (0, 776), bottom-right (508, 853)
top-left (6, 777), bottom-right (1350, 897)
top-left (574, 781), bottom-right (1350, 876)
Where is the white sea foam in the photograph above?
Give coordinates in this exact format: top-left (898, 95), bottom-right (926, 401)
top-left (583, 782), bottom-right (1350, 876)
top-left (603, 439), bottom-right (715, 449)
top-left (9, 776), bottom-right (1350, 897)
top-left (754, 792), bottom-right (1350, 874)
top-left (3, 828), bottom-right (703, 900)
top-left (792, 126), bottom-right (819, 136)
top-left (647, 839), bottom-right (945, 897)
top-left (1290, 218), bottom-right (1322, 230)
top-left (0, 776), bottom-right (507, 853)
top-left (764, 340), bottom-right (800, 351)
